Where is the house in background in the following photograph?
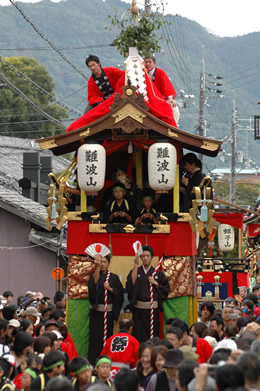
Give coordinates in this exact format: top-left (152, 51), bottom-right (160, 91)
top-left (0, 136), bottom-right (69, 301)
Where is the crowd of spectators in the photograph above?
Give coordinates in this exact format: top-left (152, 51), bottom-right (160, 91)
top-left (0, 282), bottom-right (259, 391)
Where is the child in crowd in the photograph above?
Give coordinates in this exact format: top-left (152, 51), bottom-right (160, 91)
top-left (20, 368), bottom-right (37, 391)
top-left (104, 183), bottom-right (133, 224)
top-left (91, 355), bottom-right (112, 387)
top-left (0, 356), bottom-right (16, 391)
top-left (135, 194), bottom-right (158, 225)
top-left (69, 356), bottom-right (92, 391)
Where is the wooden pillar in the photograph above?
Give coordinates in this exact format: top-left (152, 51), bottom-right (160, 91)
top-left (173, 164), bottom-right (179, 213)
top-left (136, 149), bottom-right (143, 190)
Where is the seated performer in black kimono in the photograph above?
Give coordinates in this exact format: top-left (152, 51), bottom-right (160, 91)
top-left (126, 245), bottom-right (170, 344)
top-left (88, 254), bottom-right (124, 365)
top-left (179, 153), bottom-right (212, 212)
top-left (135, 194), bottom-right (158, 225)
top-left (104, 183), bottom-right (134, 224)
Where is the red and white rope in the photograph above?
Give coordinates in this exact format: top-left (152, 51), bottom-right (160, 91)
top-left (103, 270), bottom-right (111, 346)
top-left (150, 257), bottom-right (163, 339)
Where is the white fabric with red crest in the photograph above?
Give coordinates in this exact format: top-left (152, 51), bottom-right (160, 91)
top-left (132, 241), bottom-right (143, 256)
top-left (84, 243), bottom-right (111, 258)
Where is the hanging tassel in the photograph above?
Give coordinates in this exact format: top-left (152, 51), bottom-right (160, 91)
top-left (128, 141), bottom-right (133, 154)
top-left (200, 205), bottom-right (208, 222)
top-left (51, 197), bottom-right (57, 220)
top-left (108, 235), bottom-right (113, 257)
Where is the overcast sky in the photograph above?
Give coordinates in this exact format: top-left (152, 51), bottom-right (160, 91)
top-left (0, 0), bottom-right (259, 37)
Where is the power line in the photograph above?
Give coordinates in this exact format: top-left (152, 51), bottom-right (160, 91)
top-left (0, 56), bottom-right (82, 116)
top-left (0, 44), bottom-right (111, 51)
top-left (0, 71), bottom-right (65, 130)
top-left (9, 0), bottom-right (89, 81)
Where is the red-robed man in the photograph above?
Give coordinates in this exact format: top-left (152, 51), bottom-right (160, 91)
top-left (84, 54), bottom-right (124, 113)
top-left (144, 56), bottom-right (179, 124)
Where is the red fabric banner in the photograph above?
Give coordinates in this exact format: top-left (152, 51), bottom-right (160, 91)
top-left (248, 224), bottom-right (260, 238)
top-left (67, 221), bottom-right (197, 257)
top-left (213, 213), bottom-right (243, 229)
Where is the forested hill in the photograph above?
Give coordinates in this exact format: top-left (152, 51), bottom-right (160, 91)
top-left (1, 0), bottom-right (260, 167)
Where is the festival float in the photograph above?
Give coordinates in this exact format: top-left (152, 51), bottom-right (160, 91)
top-left (34, 2), bottom-right (228, 356)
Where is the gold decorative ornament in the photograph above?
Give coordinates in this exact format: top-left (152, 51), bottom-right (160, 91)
top-left (201, 141), bottom-right (219, 151)
top-left (112, 103), bottom-right (146, 124)
top-left (39, 139), bottom-right (57, 149)
top-left (123, 224), bottom-right (136, 233)
top-left (126, 88), bottom-right (133, 96)
top-left (79, 128), bottom-right (91, 137)
top-left (168, 129), bottom-right (179, 138)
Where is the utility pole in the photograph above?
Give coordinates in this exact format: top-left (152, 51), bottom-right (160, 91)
top-left (144, 0), bottom-right (150, 15)
top-left (198, 46), bottom-right (205, 161)
top-left (230, 94), bottom-right (236, 204)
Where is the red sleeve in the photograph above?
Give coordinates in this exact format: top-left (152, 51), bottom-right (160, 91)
top-left (196, 338), bottom-right (213, 364)
top-left (64, 332), bottom-right (78, 359)
top-left (154, 68), bottom-right (176, 99)
top-left (87, 68), bottom-right (125, 106)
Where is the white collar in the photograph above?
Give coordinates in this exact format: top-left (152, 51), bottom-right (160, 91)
top-left (142, 264), bottom-right (152, 274)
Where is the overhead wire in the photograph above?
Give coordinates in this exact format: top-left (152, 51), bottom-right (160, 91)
top-left (0, 56), bottom-right (82, 116)
top-left (0, 71), bottom-right (65, 130)
top-left (9, 0), bottom-right (89, 81)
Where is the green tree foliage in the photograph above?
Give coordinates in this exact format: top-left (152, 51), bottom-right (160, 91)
top-left (0, 56), bottom-right (68, 138)
top-left (106, 7), bottom-right (166, 57)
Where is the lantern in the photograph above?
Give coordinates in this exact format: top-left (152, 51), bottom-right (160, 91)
top-left (77, 143), bottom-right (106, 194)
top-left (148, 142), bottom-right (176, 192)
top-left (218, 224), bottom-right (235, 252)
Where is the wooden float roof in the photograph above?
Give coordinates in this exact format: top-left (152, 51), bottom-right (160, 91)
top-left (36, 85), bottom-right (222, 157)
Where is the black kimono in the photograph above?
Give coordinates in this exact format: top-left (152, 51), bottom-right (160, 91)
top-left (104, 198), bottom-right (134, 224)
top-left (126, 265), bottom-right (170, 344)
top-left (183, 169), bottom-right (212, 212)
top-left (88, 270), bottom-right (124, 364)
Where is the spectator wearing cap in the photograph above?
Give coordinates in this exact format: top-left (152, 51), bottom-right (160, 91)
top-left (146, 349), bottom-right (184, 391)
top-left (25, 307), bottom-right (41, 326)
top-left (6, 319), bottom-right (20, 347)
top-left (3, 291), bottom-right (13, 305)
top-left (44, 320), bottom-right (59, 333)
top-left (104, 183), bottom-right (134, 224)
top-left (84, 54), bottom-right (124, 113)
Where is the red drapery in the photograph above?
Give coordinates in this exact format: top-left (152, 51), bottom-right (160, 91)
top-left (213, 213), bottom-right (243, 229)
top-left (66, 71), bottom-right (177, 133)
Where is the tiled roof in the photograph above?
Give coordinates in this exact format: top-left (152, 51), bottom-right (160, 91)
top-left (0, 136), bottom-right (71, 193)
top-left (0, 184), bottom-right (48, 229)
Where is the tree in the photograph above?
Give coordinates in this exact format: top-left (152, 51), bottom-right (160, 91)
top-left (0, 56), bottom-right (68, 138)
